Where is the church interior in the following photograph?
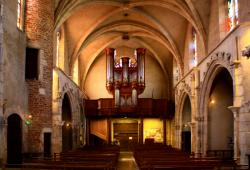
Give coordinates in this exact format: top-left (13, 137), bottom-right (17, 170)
top-left (0, 0), bottom-right (250, 169)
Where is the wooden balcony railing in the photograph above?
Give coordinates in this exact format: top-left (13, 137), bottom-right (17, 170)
top-left (84, 98), bottom-right (174, 118)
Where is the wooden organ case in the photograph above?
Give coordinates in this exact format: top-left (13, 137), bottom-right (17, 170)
top-left (105, 48), bottom-right (146, 113)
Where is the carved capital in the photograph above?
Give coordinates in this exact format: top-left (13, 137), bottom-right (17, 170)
top-left (228, 106), bottom-right (240, 119)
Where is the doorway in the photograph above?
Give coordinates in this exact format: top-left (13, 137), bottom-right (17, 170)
top-left (62, 94), bottom-right (73, 152)
top-left (208, 69), bottom-right (233, 159)
top-left (181, 96), bottom-right (191, 153)
top-left (44, 132), bottom-right (51, 157)
top-left (7, 114), bottom-right (22, 164)
top-left (113, 122), bottom-right (138, 151)
top-left (181, 131), bottom-right (191, 153)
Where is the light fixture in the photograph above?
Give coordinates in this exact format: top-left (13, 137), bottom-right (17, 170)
top-left (210, 99), bottom-right (215, 104)
top-left (25, 113), bottom-right (32, 126)
top-left (242, 45), bottom-right (250, 59)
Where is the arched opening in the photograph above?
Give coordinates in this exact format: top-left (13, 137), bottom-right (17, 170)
top-left (62, 93), bottom-right (73, 151)
top-left (208, 68), bottom-right (234, 159)
top-left (181, 95), bottom-right (192, 153)
top-left (7, 114), bottom-right (22, 164)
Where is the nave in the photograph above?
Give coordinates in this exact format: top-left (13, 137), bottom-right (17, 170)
top-left (3, 144), bottom-right (249, 170)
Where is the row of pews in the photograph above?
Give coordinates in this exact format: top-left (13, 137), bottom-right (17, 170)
top-left (6, 145), bottom-right (120, 170)
top-left (133, 144), bottom-right (236, 170)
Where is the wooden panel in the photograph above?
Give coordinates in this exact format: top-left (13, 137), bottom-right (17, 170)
top-left (90, 119), bottom-right (108, 141)
top-left (85, 98), bottom-right (173, 118)
top-left (85, 100), bottom-right (98, 117)
top-left (138, 98), bottom-right (153, 116)
top-left (153, 99), bottom-right (168, 117)
top-left (98, 98), bottom-right (114, 116)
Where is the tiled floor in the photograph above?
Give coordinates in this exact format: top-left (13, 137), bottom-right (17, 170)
top-left (117, 151), bottom-right (139, 170)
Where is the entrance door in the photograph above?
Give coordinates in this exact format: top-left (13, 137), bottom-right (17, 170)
top-left (7, 114), bottom-right (22, 164)
top-left (181, 131), bottom-right (191, 153)
top-left (113, 123), bottom-right (138, 151)
top-left (44, 133), bottom-right (51, 157)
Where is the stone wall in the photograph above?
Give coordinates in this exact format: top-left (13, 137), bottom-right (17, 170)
top-left (0, 0), bottom-right (28, 162)
top-left (25, 0), bottom-right (54, 152)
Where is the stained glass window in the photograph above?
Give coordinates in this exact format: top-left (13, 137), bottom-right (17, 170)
top-left (191, 28), bottom-right (197, 68)
top-left (17, 0), bottom-right (24, 30)
top-left (227, 0), bottom-right (239, 32)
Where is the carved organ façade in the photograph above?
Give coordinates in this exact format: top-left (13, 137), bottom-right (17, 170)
top-left (106, 48), bottom-right (146, 111)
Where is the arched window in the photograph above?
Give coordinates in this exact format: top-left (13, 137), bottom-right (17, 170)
top-left (226, 0), bottom-right (239, 32)
top-left (190, 28), bottom-right (197, 68)
top-left (17, 0), bottom-right (24, 30)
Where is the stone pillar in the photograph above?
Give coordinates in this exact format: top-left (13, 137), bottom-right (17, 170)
top-left (0, 15), bottom-right (4, 162)
top-left (228, 106), bottom-right (240, 163)
top-left (175, 124), bottom-right (181, 148)
top-left (195, 116), bottom-right (204, 158)
top-left (193, 68), bottom-right (200, 157)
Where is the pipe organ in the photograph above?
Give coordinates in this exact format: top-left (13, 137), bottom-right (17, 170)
top-left (106, 48), bottom-right (146, 110)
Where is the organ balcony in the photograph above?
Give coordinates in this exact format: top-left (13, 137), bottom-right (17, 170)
top-left (84, 98), bottom-right (174, 119)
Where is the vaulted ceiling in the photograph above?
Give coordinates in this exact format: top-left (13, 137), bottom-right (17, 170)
top-left (54, 0), bottom-right (210, 88)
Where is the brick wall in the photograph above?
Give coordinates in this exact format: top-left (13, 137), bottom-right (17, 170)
top-left (25, 0), bottom-right (54, 152)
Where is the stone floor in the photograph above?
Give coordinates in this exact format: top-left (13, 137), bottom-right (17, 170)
top-left (117, 151), bottom-right (139, 170)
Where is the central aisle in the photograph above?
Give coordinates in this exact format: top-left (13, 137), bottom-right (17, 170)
top-left (117, 151), bottom-right (139, 170)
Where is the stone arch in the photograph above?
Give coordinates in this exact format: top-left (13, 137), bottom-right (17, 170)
top-left (199, 60), bottom-right (234, 155)
top-left (61, 92), bottom-right (73, 151)
top-left (176, 88), bottom-right (193, 150)
top-left (59, 84), bottom-right (83, 149)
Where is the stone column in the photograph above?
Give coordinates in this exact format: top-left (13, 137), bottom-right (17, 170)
top-left (228, 106), bottom-right (240, 163)
top-left (52, 69), bottom-right (62, 154)
top-left (193, 68), bottom-right (200, 157)
top-left (0, 9), bottom-right (6, 162)
top-left (195, 116), bottom-right (204, 157)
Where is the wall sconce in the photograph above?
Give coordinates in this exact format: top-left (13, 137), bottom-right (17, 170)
top-left (242, 45), bottom-right (250, 59)
top-left (210, 99), bottom-right (215, 104)
top-left (25, 113), bottom-right (32, 126)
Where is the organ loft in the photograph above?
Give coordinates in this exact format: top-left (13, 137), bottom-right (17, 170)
top-left (105, 48), bottom-right (146, 111)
